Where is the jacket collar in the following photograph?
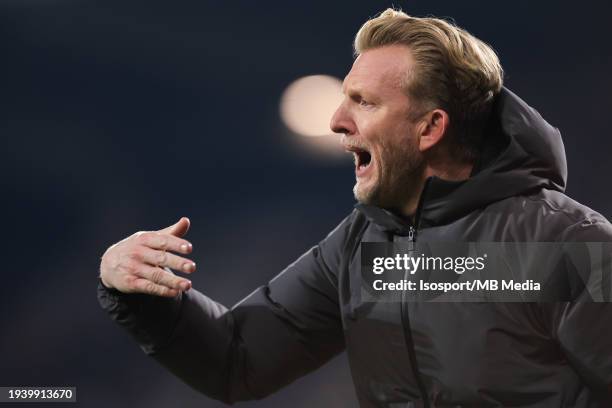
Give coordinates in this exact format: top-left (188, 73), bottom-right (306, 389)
top-left (355, 175), bottom-right (466, 234)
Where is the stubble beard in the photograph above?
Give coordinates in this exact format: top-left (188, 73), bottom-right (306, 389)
top-left (353, 140), bottom-right (423, 210)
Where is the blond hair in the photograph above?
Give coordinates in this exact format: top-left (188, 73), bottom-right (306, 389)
top-left (355, 8), bottom-right (503, 160)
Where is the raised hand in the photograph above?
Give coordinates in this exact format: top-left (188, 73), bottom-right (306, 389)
top-left (99, 217), bottom-right (196, 297)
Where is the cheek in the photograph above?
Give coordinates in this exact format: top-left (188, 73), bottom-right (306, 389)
top-left (375, 138), bottom-right (415, 178)
top-left (374, 136), bottom-right (398, 164)
top-left (371, 146), bottom-right (393, 180)
top-left (362, 119), bottom-right (414, 169)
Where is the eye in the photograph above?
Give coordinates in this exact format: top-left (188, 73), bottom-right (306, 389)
top-left (349, 92), bottom-right (374, 108)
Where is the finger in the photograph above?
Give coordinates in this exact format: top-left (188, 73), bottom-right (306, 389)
top-left (158, 217), bottom-right (190, 238)
top-left (139, 247), bottom-right (196, 273)
top-left (137, 231), bottom-right (193, 254)
top-left (131, 277), bottom-right (181, 298)
top-left (135, 264), bottom-right (192, 291)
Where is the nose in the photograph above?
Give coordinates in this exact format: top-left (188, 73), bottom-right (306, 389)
top-left (330, 101), bottom-right (356, 136)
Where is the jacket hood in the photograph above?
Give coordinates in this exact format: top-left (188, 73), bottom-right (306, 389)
top-left (356, 87), bottom-right (568, 233)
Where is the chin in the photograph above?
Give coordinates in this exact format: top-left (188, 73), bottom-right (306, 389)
top-left (353, 181), bottom-right (379, 205)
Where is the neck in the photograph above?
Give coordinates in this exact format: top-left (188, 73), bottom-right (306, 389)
top-left (400, 161), bottom-right (474, 219)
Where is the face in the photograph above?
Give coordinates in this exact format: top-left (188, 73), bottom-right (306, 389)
top-left (330, 45), bottom-right (425, 210)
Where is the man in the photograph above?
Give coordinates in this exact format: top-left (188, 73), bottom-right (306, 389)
top-left (98, 9), bottom-right (612, 407)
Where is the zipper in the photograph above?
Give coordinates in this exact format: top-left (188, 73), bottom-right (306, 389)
top-left (400, 180), bottom-right (431, 407)
top-left (408, 225), bottom-right (415, 251)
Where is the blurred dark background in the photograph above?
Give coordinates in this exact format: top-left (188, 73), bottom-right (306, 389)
top-left (0, 1), bottom-right (611, 407)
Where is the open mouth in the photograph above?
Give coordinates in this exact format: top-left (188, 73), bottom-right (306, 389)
top-left (344, 145), bottom-right (372, 174)
top-left (355, 149), bottom-right (372, 170)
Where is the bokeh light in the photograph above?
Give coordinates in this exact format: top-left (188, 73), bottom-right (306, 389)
top-left (280, 75), bottom-right (346, 157)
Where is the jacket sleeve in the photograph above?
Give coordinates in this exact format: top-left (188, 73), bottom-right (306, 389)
top-left (553, 216), bottom-right (612, 399)
top-left (97, 212), bottom-right (356, 404)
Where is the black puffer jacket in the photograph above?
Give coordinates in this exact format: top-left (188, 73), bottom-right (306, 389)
top-left (98, 88), bottom-right (612, 407)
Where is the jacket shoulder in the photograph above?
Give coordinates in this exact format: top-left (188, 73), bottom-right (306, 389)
top-left (464, 189), bottom-right (611, 242)
top-left (496, 189), bottom-right (612, 241)
top-left (525, 189), bottom-right (610, 226)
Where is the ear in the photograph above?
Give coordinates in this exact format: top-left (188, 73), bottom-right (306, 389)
top-left (417, 109), bottom-right (450, 152)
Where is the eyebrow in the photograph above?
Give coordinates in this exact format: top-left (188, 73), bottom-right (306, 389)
top-left (345, 85), bottom-right (379, 104)
top-left (342, 80), bottom-right (364, 96)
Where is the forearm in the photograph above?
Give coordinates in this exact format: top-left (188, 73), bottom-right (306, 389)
top-left (97, 280), bottom-right (238, 402)
top-left (98, 278), bottom-right (344, 404)
top-left (147, 283), bottom-right (344, 403)
top-left (97, 279), bottom-right (186, 353)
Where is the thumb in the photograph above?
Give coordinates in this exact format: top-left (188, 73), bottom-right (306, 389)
top-left (159, 216), bottom-right (191, 237)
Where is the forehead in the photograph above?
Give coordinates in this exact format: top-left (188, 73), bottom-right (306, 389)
top-left (342, 44), bottom-right (414, 97)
